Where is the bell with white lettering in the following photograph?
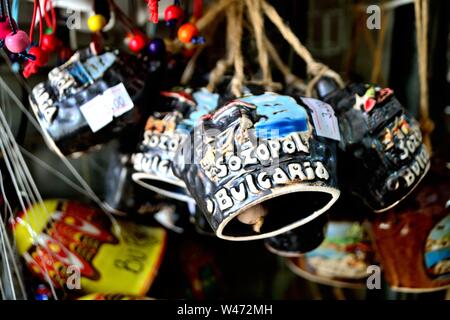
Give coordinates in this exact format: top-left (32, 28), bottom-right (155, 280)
top-left (132, 88), bottom-right (219, 203)
top-left (190, 205), bottom-right (215, 236)
top-left (173, 92), bottom-right (340, 241)
top-left (316, 79), bottom-right (430, 212)
top-left (29, 47), bottom-right (160, 156)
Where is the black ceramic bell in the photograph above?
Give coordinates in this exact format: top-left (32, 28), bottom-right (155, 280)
top-left (316, 78), bottom-right (430, 212)
top-left (131, 87), bottom-right (219, 203)
top-left (265, 214), bottom-right (328, 257)
top-left (189, 205), bottom-right (215, 236)
top-left (174, 92), bottom-right (340, 241)
top-left (29, 47), bottom-right (160, 157)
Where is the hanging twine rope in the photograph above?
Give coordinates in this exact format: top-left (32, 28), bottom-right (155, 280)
top-left (181, 44), bottom-right (206, 85)
top-left (263, 35), bottom-right (306, 93)
top-left (207, 0), bottom-right (280, 96)
top-left (261, 0), bottom-right (344, 97)
top-left (245, 0), bottom-right (272, 86)
top-left (196, 0), bottom-right (238, 31)
top-left (229, 0), bottom-right (245, 97)
top-left (187, 0), bottom-right (311, 97)
top-left (206, 3), bottom-right (239, 92)
top-left (241, 19), bottom-right (305, 92)
top-left (414, 0), bottom-right (433, 152)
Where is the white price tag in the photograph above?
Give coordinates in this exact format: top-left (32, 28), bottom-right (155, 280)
top-left (104, 83), bottom-right (134, 117)
top-left (302, 97), bottom-right (341, 141)
top-left (80, 95), bottom-right (114, 133)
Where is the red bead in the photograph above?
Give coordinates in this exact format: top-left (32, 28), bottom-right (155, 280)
top-left (0, 17), bottom-right (13, 40)
top-left (28, 46), bottom-right (49, 67)
top-left (5, 30), bottom-right (31, 53)
top-left (177, 23), bottom-right (199, 44)
top-left (41, 34), bottom-right (60, 53)
top-left (128, 33), bottom-right (147, 53)
top-left (164, 5), bottom-right (184, 23)
top-left (23, 46), bottom-right (48, 78)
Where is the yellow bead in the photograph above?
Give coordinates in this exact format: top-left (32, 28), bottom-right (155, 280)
top-left (87, 14), bottom-right (106, 32)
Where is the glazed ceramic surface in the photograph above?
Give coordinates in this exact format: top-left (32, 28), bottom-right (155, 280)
top-left (29, 48), bottom-right (156, 156)
top-left (370, 163), bottom-right (450, 292)
top-left (132, 88), bottom-right (219, 202)
top-left (265, 214), bottom-right (327, 257)
top-left (174, 92), bottom-right (340, 241)
top-left (319, 82), bottom-right (430, 212)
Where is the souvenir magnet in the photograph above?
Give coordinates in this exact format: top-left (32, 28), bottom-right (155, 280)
top-left (12, 200), bottom-right (167, 296)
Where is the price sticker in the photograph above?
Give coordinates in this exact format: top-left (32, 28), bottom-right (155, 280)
top-left (104, 83), bottom-right (135, 118)
top-left (80, 95), bottom-right (114, 133)
top-left (302, 97), bottom-right (341, 141)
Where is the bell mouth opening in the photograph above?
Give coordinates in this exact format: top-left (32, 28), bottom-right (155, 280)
top-left (132, 172), bottom-right (194, 203)
top-left (264, 218), bottom-right (327, 257)
top-left (217, 186), bottom-right (339, 241)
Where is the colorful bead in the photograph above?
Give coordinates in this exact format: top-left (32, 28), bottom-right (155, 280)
top-left (28, 46), bottom-right (49, 67)
top-left (35, 294), bottom-right (49, 301)
top-left (41, 34), bottom-right (60, 53)
top-left (5, 30), bottom-right (31, 53)
top-left (87, 14), bottom-right (107, 33)
top-left (164, 5), bottom-right (184, 25)
top-left (148, 38), bottom-right (165, 56)
top-left (177, 22), bottom-right (199, 44)
top-left (128, 33), bottom-right (147, 53)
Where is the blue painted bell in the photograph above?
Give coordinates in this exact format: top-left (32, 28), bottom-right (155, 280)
top-left (132, 87), bottom-right (219, 203)
top-left (173, 92), bottom-right (341, 241)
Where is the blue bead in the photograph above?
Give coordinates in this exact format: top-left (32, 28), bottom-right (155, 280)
top-left (148, 38), bottom-right (165, 56)
top-left (35, 294), bottom-right (49, 301)
top-left (11, 62), bottom-right (20, 73)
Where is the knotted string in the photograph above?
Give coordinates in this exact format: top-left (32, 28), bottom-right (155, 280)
top-left (261, 0), bottom-right (344, 97)
top-left (414, 0), bottom-right (433, 153)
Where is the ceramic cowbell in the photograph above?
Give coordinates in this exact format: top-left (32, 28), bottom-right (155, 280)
top-left (132, 88), bottom-right (219, 203)
top-left (370, 161), bottom-right (450, 292)
top-left (266, 193), bottom-right (371, 257)
top-left (316, 79), bottom-right (430, 212)
top-left (265, 214), bottom-right (328, 257)
top-left (173, 92), bottom-right (341, 241)
top-left (29, 48), bottom-right (157, 157)
top-left (287, 220), bottom-right (376, 289)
